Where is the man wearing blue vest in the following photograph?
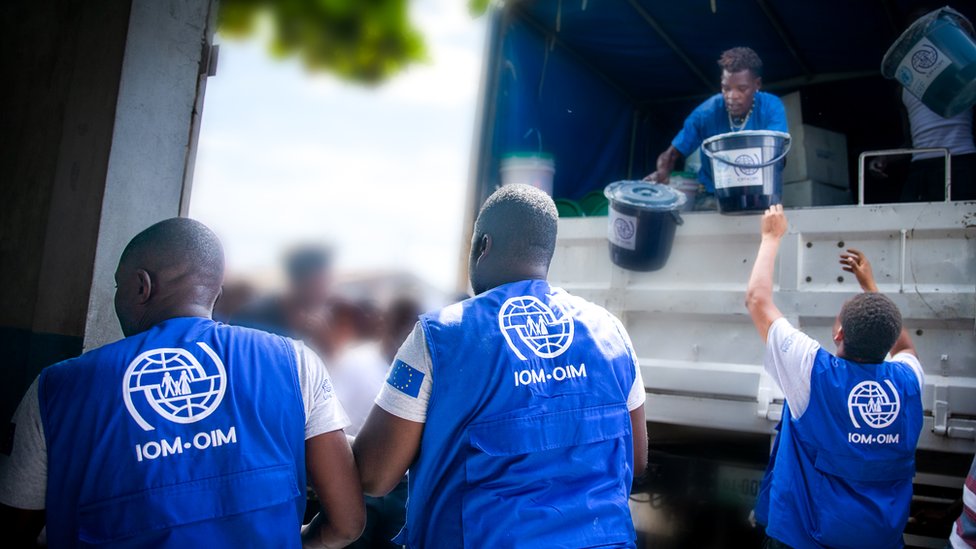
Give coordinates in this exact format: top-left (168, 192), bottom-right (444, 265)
top-left (746, 205), bottom-right (924, 549)
top-left (0, 218), bottom-right (365, 547)
top-left (646, 47), bottom-right (788, 210)
top-left (353, 184), bottom-right (648, 548)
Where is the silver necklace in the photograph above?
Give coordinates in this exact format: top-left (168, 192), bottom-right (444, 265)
top-left (728, 103), bottom-right (754, 132)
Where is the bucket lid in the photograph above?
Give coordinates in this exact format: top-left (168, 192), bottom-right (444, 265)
top-left (604, 180), bottom-right (686, 211)
top-left (881, 7), bottom-right (975, 78)
top-left (501, 152), bottom-right (554, 161)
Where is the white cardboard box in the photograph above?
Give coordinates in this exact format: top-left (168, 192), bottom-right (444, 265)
top-left (783, 179), bottom-right (852, 208)
top-left (781, 92), bottom-right (850, 189)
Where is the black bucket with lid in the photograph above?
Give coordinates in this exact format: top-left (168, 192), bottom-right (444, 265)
top-left (604, 181), bottom-right (686, 272)
top-left (701, 130), bottom-right (791, 215)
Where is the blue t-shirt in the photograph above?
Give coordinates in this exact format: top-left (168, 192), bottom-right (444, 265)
top-left (672, 91), bottom-right (788, 192)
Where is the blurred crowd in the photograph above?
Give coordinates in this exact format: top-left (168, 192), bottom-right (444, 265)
top-left (214, 245), bottom-right (437, 548)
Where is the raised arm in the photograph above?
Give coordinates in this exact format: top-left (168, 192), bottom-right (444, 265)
top-left (839, 248), bottom-right (879, 293)
top-left (840, 248), bottom-right (916, 357)
top-left (745, 204), bottom-right (788, 342)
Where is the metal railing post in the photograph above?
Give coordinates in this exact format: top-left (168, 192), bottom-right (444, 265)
top-left (858, 148), bottom-right (951, 205)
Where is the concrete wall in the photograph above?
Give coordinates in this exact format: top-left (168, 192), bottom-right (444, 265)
top-left (84, 0), bottom-right (218, 350)
top-left (0, 0), bottom-right (217, 422)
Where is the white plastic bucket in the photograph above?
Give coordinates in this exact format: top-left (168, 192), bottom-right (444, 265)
top-left (500, 154), bottom-right (555, 196)
top-left (701, 130), bottom-right (792, 215)
top-left (881, 7), bottom-right (976, 118)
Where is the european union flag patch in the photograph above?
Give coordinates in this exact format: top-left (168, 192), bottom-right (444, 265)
top-left (387, 360), bottom-right (424, 398)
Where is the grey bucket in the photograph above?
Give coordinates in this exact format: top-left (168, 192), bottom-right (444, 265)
top-left (701, 130), bottom-right (792, 215)
top-left (881, 7), bottom-right (976, 118)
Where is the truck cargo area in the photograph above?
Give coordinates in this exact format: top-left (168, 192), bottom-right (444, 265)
top-left (471, 2), bottom-right (976, 546)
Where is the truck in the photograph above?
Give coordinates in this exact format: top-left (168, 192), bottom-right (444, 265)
top-left (467, 1), bottom-right (976, 546)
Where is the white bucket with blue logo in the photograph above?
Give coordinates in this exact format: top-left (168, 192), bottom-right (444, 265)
top-left (701, 130), bottom-right (791, 215)
top-left (500, 153), bottom-right (555, 196)
top-left (882, 7), bottom-right (976, 118)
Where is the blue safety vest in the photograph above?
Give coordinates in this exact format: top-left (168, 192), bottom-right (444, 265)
top-left (38, 317), bottom-right (307, 547)
top-left (394, 279), bottom-right (638, 548)
top-left (755, 348), bottom-right (923, 549)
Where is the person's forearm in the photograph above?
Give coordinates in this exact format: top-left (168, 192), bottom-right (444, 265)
top-left (745, 236), bottom-right (784, 341)
top-left (302, 513), bottom-right (360, 549)
top-left (748, 206), bottom-right (787, 341)
top-left (317, 521), bottom-right (359, 549)
top-left (657, 146), bottom-right (681, 174)
top-left (746, 238), bottom-right (781, 305)
top-left (889, 328), bottom-right (915, 357)
top-left (860, 278), bottom-right (879, 293)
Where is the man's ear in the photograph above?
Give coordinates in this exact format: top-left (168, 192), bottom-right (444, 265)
top-left (476, 234), bottom-right (492, 263)
top-left (755, 75), bottom-right (762, 90)
top-left (136, 269), bottom-right (153, 305)
top-left (833, 325), bottom-right (844, 345)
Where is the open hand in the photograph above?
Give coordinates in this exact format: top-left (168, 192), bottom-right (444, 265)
top-left (643, 169), bottom-right (669, 184)
top-left (839, 248), bottom-right (878, 292)
top-left (760, 204), bottom-right (787, 240)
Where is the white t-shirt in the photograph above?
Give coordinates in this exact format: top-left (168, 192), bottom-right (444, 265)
top-left (903, 88), bottom-right (976, 161)
top-left (375, 321), bottom-right (646, 424)
top-left (764, 317), bottom-right (925, 419)
top-left (330, 342), bottom-right (389, 436)
top-left (0, 340), bottom-right (349, 511)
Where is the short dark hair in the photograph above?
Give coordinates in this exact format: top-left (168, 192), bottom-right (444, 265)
top-left (474, 184), bottom-right (558, 268)
top-left (718, 47), bottom-right (763, 78)
top-left (839, 293), bottom-right (903, 363)
top-left (284, 246), bottom-right (332, 284)
top-left (119, 217), bottom-right (224, 304)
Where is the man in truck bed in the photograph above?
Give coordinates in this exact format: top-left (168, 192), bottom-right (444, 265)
top-left (745, 205), bottom-right (924, 548)
top-left (647, 47), bottom-right (788, 210)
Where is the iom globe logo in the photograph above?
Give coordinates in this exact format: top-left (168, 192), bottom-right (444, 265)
top-left (123, 342), bottom-right (227, 431)
top-left (733, 153), bottom-right (761, 176)
top-left (613, 218), bottom-right (635, 241)
top-left (499, 295), bottom-right (575, 360)
top-left (847, 380), bottom-right (901, 429)
top-left (911, 44), bottom-right (939, 73)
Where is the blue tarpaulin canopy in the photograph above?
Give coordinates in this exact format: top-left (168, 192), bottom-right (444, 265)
top-left (475, 0), bottom-right (976, 202)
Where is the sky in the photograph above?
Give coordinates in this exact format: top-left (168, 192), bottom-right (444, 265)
top-left (189, 0), bottom-right (487, 293)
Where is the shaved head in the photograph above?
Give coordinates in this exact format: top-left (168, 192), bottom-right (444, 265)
top-left (119, 217), bottom-right (224, 279)
top-left (469, 184), bottom-right (558, 294)
top-left (115, 218), bottom-right (224, 336)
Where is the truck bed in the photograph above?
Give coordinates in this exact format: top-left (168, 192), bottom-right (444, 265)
top-left (550, 201), bottom-right (976, 456)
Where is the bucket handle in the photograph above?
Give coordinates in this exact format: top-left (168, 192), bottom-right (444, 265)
top-left (701, 136), bottom-right (792, 169)
top-left (671, 210), bottom-right (684, 226)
